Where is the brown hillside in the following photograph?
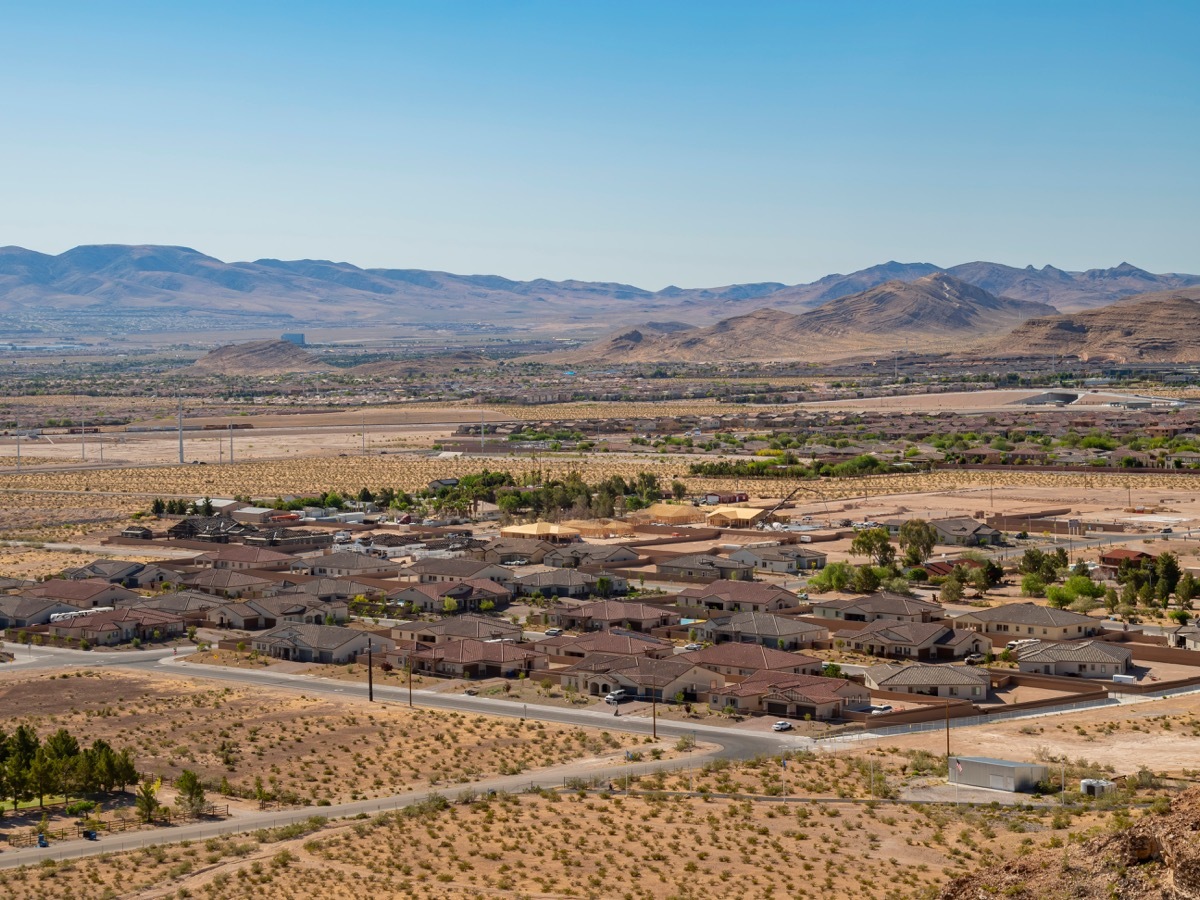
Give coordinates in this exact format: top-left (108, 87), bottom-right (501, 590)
top-left (551, 273), bottom-right (1054, 364)
top-left (984, 287), bottom-right (1200, 362)
top-left (941, 788), bottom-right (1200, 900)
top-left (191, 339), bottom-right (329, 375)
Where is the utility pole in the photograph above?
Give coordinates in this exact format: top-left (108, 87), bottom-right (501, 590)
top-left (945, 699), bottom-right (951, 760)
top-left (408, 662), bottom-right (413, 708)
top-left (229, 424), bottom-right (234, 463)
top-left (367, 638), bottom-right (374, 702)
top-left (81, 416), bottom-right (86, 460)
top-left (178, 396), bottom-right (184, 464)
top-left (481, 410), bottom-right (486, 454)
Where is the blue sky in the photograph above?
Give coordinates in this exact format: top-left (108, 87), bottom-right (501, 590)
top-left (2, 1), bottom-right (1196, 287)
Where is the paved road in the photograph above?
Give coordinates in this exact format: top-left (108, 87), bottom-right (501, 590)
top-left (0, 646), bottom-right (800, 869)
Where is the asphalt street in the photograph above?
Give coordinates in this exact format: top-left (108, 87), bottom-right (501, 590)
top-left (0, 646), bottom-right (799, 869)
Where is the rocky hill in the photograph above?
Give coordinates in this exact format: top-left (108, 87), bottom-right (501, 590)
top-left (941, 788), bottom-right (1200, 899)
top-left (986, 288), bottom-right (1200, 362)
top-left (0, 244), bottom-right (1194, 334)
top-left (191, 339), bottom-right (329, 375)
top-left (552, 274), bottom-right (1055, 364)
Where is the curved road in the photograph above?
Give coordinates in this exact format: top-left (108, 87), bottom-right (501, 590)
top-left (0, 645), bottom-right (797, 869)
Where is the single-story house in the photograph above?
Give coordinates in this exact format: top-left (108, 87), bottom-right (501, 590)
top-left (708, 671), bottom-right (870, 720)
top-left (930, 517), bottom-right (1002, 546)
top-left (411, 639), bottom-right (547, 679)
top-left (864, 663), bottom-right (989, 699)
top-left (63, 560), bottom-right (148, 586)
top-left (679, 643), bottom-right (822, 678)
top-left (675, 581), bottom-right (802, 613)
top-left (253, 624), bottom-right (395, 664)
top-left (538, 629), bottom-right (676, 660)
top-left (1016, 640), bottom-right (1133, 678)
top-left (403, 558), bottom-right (515, 586)
top-left (558, 655), bottom-right (723, 702)
top-left (728, 545), bottom-right (827, 574)
top-left (25, 579), bottom-right (140, 608)
top-left (389, 580), bottom-right (511, 614)
top-left (195, 545), bottom-right (295, 571)
top-left (810, 592), bottom-right (945, 623)
top-left (293, 551), bottom-right (406, 579)
top-left (656, 555), bottom-right (753, 581)
top-left (542, 543), bottom-right (640, 568)
top-left (699, 612), bottom-right (829, 650)
top-left (0, 596), bottom-right (83, 629)
top-left (475, 538), bottom-right (557, 565)
top-left (392, 614), bottom-right (522, 645)
top-left (952, 603), bottom-right (1101, 641)
top-left (546, 599), bottom-right (679, 633)
top-left (183, 569), bottom-right (276, 599)
top-left (1097, 548), bottom-right (1157, 578)
top-left (834, 621), bottom-right (989, 660)
top-left (513, 569), bottom-right (627, 599)
top-left (48, 608), bottom-right (185, 646)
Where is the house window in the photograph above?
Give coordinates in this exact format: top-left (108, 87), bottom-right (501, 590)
top-left (972, 687), bottom-right (981, 696)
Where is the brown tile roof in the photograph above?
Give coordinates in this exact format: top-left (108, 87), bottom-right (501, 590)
top-left (680, 643), bottom-right (820, 672)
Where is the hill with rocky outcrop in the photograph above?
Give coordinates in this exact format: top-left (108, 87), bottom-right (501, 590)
top-left (941, 788), bottom-right (1200, 899)
top-left (985, 287), bottom-right (1200, 362)
top-left (191, 339), bottom-right (330, 375)
top-left (550, 273), bottom-right (1056, 363)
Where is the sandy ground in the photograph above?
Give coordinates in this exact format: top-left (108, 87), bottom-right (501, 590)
top-left (875, 689), bottom-right (1200, 773)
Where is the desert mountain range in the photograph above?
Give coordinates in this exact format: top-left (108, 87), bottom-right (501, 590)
top-left (0, 244), bottom-right (1196, 330)
top-left (552, 274), bottom-right (1060, 364)
top-left (990, 287), bottom-right (1200, 363)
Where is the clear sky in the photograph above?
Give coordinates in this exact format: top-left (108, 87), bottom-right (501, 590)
top-left (2, 1), bottom-right (1196, 287)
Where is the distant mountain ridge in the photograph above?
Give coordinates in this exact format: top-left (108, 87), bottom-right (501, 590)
top-left (984, 287), bottom-right (1200, 362)
top-left (553, 274), bottom-right (1057, 364)
top-left (0, 244), bottom-right (1195, 331)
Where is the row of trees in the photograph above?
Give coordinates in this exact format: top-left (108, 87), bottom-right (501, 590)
top-left (151, 497), bottom-right (214, 516)
top-left (688, 453), bottom-right (895, 480)
top-left (0, 726), bottom-right (138, 813)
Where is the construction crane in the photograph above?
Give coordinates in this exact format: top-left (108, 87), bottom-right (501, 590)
top-left (763, 482), bottom-right (831, 522)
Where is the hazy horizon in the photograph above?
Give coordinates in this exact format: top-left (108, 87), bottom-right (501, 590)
top-left (3, 1), bottom-right (1197, 288)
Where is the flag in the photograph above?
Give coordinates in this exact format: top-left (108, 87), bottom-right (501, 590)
top-left (954, 759), bottom-right (963, 773)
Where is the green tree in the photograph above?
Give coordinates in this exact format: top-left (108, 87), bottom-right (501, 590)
top-left (442, 596), bottom-right (459, 614)
top-left (175, 769), bottom-right (207, 816)
top-left (595, 577), bottom-right (613, 598)
top-left (1178, 573), bottom-right (1196, 610)
top-left (1021, 573), bottom-right (1046, 598)
top-left (151, 498), bottom-right (165, 516)
top-left (807, 561), bottom-right (853, 593)
top-left (1157, 551), bottom-right (1181, 596)
top-left (898, 520), bottom-right (936, 566)
top-left (135, 778), bottom-right (160, 823)
top-left (850, 528), bottom-right (895, 568)
top-left (671, 480), bottom-right (688, 501)
top-left (851, 565), bottom-right (881, 593)
top-left (940, 576), bottom-right (964, 604)
top-left (821, 662), bottom-right (844, 679)
top-left (27, 749), bottom-right (57, 809)
top-left (1169, 609), bottom-right (1192, 626)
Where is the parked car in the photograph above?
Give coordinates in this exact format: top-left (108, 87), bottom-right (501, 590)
top-left (772, 720), bottom-right (793, 732)
top-left (605, 690), bottom-right (628, 704)
top-left (683, 643), bottom-right (702, 651)
top-left (964, 652), bottom-right (985, 665)
top-left (869, 704), bottom-right (893, 715)
top-left (544, 628), bottom-right (563, 637)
